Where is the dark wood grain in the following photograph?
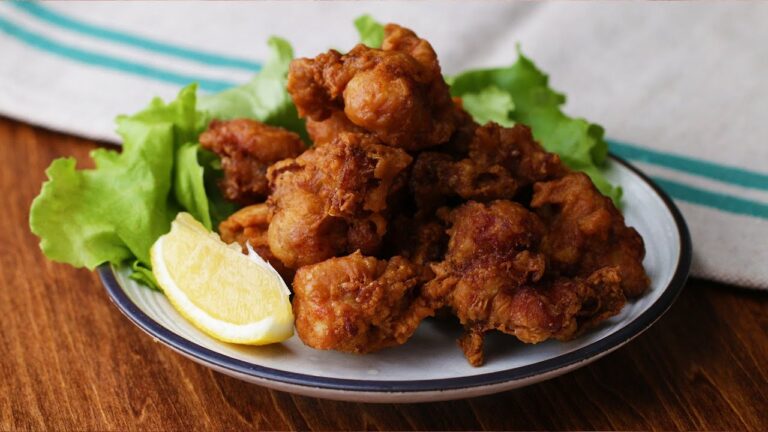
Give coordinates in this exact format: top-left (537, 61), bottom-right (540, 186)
top-left (1, 116), bottom-right (766, 431)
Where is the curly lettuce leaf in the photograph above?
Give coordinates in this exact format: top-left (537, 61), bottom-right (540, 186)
top-left (129, 260), bottom-right (160, 291)
top-left (174, 142), bottom-right (212, 230)
top-left (459, 86), bottom-right (516, 127)
top-left (198, 37), bottom-right (307, 141)
top-left (355, 14), bottom-right (385, 48)
top-left (30, 37), bottom-right (307, 290)
top-left (447, 49), bottom-right (621, 203)
top-left (29, 85), bottom-right (209, 282)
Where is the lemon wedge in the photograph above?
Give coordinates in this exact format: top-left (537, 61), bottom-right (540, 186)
top-left (150, 212), bottom-right (293, 345)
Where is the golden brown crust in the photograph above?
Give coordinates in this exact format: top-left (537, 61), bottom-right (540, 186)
top-left (422, 201), bottom-right (626, 365)
top-left (531, 173), bottom-right (649, 297)
top-left (410, 123), bottom-right (567, 215)
top-left (292, 252), bottom-right (434, 353)
top-left (266, 133), bottom-right (412, 269)
top-left (286, 24), bottom-right (458, 151)
top-left (206, 22), bottom-right (649, 366)
top-left (199, 119), bottom-right (305, 204)
top-left (218, 204), bottom-right (294, 280)
top-left (305, 111), bottom-right (365, 146)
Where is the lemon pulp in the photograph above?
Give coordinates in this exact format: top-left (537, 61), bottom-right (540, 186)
top-left (150, 212), bottom-right (293, 345)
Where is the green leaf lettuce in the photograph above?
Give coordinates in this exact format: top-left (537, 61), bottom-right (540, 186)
top-left (447, 49), bottom-right (621, 203)
top-left (459, 86), bottom-right (516, 127)
top-left (174, 142), bottom-right (212, 230)
top-left (29, 37), bottom-right (305, 288)
top-left (198, 37), bottom-right (307, 141)
top-left (30, 85), bottom-right (207, 275)
top-left (354, 14), bottom-right (385, 48)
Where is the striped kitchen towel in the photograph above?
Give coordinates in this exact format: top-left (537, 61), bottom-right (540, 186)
top-left (2, 1), bottom-right (767, 289)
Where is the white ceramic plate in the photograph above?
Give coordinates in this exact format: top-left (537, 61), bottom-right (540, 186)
top-left (100, 155), bottom-right (691, 403)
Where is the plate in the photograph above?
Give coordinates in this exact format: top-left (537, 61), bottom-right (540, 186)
top-left (99, 155), bottom-right (691, 403)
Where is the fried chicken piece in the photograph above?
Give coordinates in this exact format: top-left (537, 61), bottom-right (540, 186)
top-left (410, 151), bottom-right (519, 211)
top-left (267, 188), bottom-right (349, 269)
top-left (410, 123), bottom-right (567, 214)
top-left (267, 133), bottom-right (412, 269)
top-left (381, 23), bottom-right (441, 76)
top-left (306, 111), bottom-right (365, 146)
top-left (438, 100), bottom-right (479, 156)
top-left (430, 201), bottom-right (548, 279)
top-left (470, 122), bottom-right (567, 185)
top-left (408, 152), bottom-right (455, 214)
top-left (287, 24), bottom-right (458, 151)
top-left (293, 251), bottom-right (434, 353)
top-left (218, 203), bottom-right (293, 280)
top-left (199, 119), bottom-right (306, 204)
top-left (386, 216), bottom-right (448, 267)
top-left (454, 268), bottom-right (625, 366)
top-left (423, 200), bottom-right (626, 366)
top-left (531, 173), bottom-right (649, 297)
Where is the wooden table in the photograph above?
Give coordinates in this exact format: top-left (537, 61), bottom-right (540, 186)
top-left (2, 116), bottom-right (766, 431)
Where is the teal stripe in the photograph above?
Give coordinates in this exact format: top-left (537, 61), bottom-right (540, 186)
top-left (2, 4), bottom-right (766, 221)
top-left (10, 1), bottom-right (262, 72)
top-left (651, 176), bottom-right (768, 220)
top-left (610, 139), bottom-right (768, 191)
top-left (0, 16), bottom-right (235, 92)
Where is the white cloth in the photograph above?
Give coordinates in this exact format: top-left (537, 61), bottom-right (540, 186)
top-left (2, 1), bottom-right (767, 289)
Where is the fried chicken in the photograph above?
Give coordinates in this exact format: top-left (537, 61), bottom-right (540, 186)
top-left (305, 111), bottom-right (365, 146)
top-left (410, 123), bottom-right (567, 214)
top-left (287, 24), bottom-right (458, 151)
top-left (218, 203), bottom-right (293, 280)
top-left (266, 133), bottom-right (412, 269)
top-left (386, 216), bottom-right (448, 267)
top-left (292, 251), bottom-right (434, 353)
top-left (455, 268), bottom-right (626, 366)
top-left (438, 101), bottom-right (480, 156)
top-left (423, 200), bottom-right (626, 366)
top-left (470, 122), bottom-right (567, 186)
top-left (202, 22), bottom-right (649, 366)
top-left (200, 119), bottom-right (306, 204)
top-left (531, 173), bottom-right (649, 297)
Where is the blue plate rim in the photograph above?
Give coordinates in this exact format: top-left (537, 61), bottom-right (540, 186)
top-left (99, 155), bottom-right (692, 394)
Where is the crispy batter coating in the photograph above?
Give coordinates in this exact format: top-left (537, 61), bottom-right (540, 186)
top-left (204, 22), bottom-right (649, 365)
top-left (266, 133), bottom-right (412, 269)
top-left (423, 201), bottom-right (626, 366)
top-left (386, 216), bottom-right (448, 267)
top-left (287, 24), bottom-right (458, 151)
top-left (410, 123), bottom-right (566, 213)
top-left (306, 111), bottom-right (366, 146)
top-left (429, 201), bottom-right (547, 281)
top-left (454, 269), bottom-right (625, 366)
top-left (218, 203), bottom-right (294, 280)
top-left (199, 119), bottom-right (305, 204)
top-left (531, 173), bottom-right (649, 297)
top-left (470, 122), bottom-right (567, 185)
top-left (267, 188), bottom-right (349, 270)
top-left (439, 100), bottom-right (480, 156)
top-left (381, 23), bottom-right (441, 77)
top-left (292, 252), bottom-right (434, 353)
